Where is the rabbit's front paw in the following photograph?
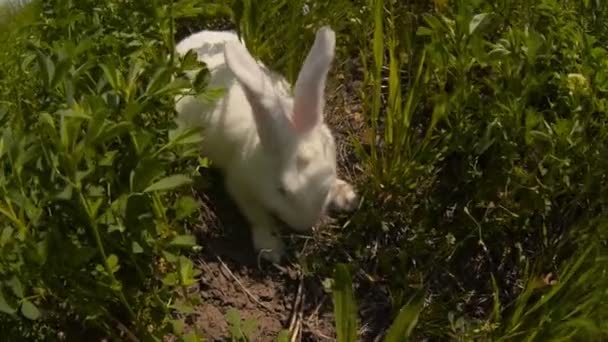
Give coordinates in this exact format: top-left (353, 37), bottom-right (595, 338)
top-left (251, 226), bottom-right (285, 263)
top-left (329, 178), bottom-right (358, 212)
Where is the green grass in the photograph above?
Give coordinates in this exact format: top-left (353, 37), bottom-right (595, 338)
top-left (1, 0), bottom-right (607, 341)
top-left (235, 0), bottom-right (608, 340)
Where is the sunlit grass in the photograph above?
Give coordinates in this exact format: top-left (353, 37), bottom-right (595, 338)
top-left (232, 0), bottom-right (608, 339)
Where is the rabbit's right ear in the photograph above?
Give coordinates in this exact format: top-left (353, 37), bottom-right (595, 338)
top-left (224, 41), bottom-right (279, 149)
top-left (292, 26), bottom-right (336, 134)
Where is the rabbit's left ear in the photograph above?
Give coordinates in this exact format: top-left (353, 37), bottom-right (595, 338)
top-left (225, 41), bottom-right (282, 149)
top-left (224, 41), bottom-right (266, 97)
top-left (292, 26), bottom-right (336, 134)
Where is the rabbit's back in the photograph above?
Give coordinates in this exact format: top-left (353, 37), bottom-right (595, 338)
top-left (176, 30), bottom-right (241, 70)
top-left (175, 30), bottom-right (259, 169)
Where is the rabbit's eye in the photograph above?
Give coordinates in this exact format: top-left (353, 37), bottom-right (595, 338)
top-left (297, 155), bottom-right (311, 169)
top-left (278, 185), bottom-right (288, 196)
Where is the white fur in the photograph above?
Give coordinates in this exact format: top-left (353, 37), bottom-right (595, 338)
top-left (174, 27), bottom-right (358, 262)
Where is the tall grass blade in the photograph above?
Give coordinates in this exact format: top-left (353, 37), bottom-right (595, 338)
top-left (383, 291), bottom-right (425, 342)
top-left (333, 263), bottom-right (358, 342)
top-left (370, 0), bottom-right (384, 171)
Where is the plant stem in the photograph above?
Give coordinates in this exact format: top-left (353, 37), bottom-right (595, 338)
top-left (78, 191), bottom-right (141, 333)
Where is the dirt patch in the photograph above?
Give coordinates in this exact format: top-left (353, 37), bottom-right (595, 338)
top-left (191, 259), bottom-right (287, 341)
top-left (181, 251), bottom-right (338, 341)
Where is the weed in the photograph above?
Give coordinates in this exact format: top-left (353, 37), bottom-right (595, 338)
top-left (0, 0), bottom-right (228, 340)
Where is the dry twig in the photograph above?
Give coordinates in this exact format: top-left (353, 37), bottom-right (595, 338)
top-left (302, 321), bottom-right (336, 341)
top-left (288, 275), bottom-right (305, 342)
top-left (113, 318), bottom-right (141, 342)
top-left (216, 255), bottom-right (278, 317)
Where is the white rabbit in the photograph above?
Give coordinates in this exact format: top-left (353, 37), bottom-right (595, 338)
top-left (174, 26), bottom-right (358, 263)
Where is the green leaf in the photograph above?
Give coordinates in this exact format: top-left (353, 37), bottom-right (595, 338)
top-left (226, 307), bottom-right (240, 324)
top-left (34, 49), bottom-right (55, 89)
top-left (226, 308), bottom-right (243, 338)
top-left (74, 35), bottom-right (96, 56)
top-left (144, 174), bottom-right (193, 193)
top-left (383, 291), bottom-right (425, 342)
top-left (276, 330), bottom-right (290, 342)
top-left (145, 66), bottom-right (172, 96)
top-left (242, 317), bottom-right (258, 338)
top-left (132, 241), bottom-right (144, 254)
top-left (68, 246), bottom-right (98, 268)
top-left (171, 319), bottom-right (185, 335)
top-left (100, 150), bottom-right (119, 166)
top-left (100, 63), bottom-right (121, 91)
top-left (469, 13), bottom-right (489, 35)
top-left (490, 275), bottom-right (501, 322)
top-left (182, 331), bottom-right (200, 342)
top-left (162, 250), bottom-right (179, 263)
top-left (422, 14), bottom-right (445, 32)
top-left (55, 185), bottom-right (74, 200)
top-left (173, 299), bottom-right (196, 315)
top-left (151, 78), bottom-right (191, 97)
top-left (123, 101), bottom-right (145, 121)
top-left (427, 92), bottom-right (449, 138)
top-left (178, 256), bottom-right (197, 286)
top-left (131, 158), bottom-right (165, 193)
top-left (0, 227), bottom-right (14, 247)
top-left (181, 49), bottom-right (200, 70)
top-left (168, 127), bottom-right (205, 146)
top-left (372, 0), bottom-right (384, 75)
top-left (174, 196), bottom-right (200, 220)
top-left (7, 276), bottom-right (24, 299)
top-left (196, 86), bottom-right (226, 103)
top-left (106, 254), bottom-right (120, 273)
top-left (87, 185), bottom-right (105, 197)
top-left (170, 234), bottom-right (197, 248)
top-left (162, 273), bottom-right (179, 286)
top-left (416, 26), bottom-right (433, 36)
top-left (51, 57), bottom-right (71, 88)
top-left (125, 60), bottom-right (145, 101)
top-left (333, 263), bottom-right (358, 342)
top-left (94, 121), bottom-right (132, 144)
top-left (36, 235), bottom-right (49, 266)
top-left (0, 290), bottom-right (16, 315)
top-left (21, 300), bottom-right (41, 320)
top-left (193, 67), bottom-right (210, 92)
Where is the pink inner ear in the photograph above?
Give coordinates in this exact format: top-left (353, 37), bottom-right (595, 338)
top-left (291, 26), bottom-right (335, 134)
top-left (289, 113), bottom-right (298, 130)
top-left (291, 97), bottom-right (323, 133)
top-left (291, 110), bottom-right (312, 133)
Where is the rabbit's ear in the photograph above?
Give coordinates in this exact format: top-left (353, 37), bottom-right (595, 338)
top-left (224, 41), bottom-right (279, 148)
top-left (292, 26), bottom-right (336, 134)
top-left (224, 41), bottom-right (266, 97)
